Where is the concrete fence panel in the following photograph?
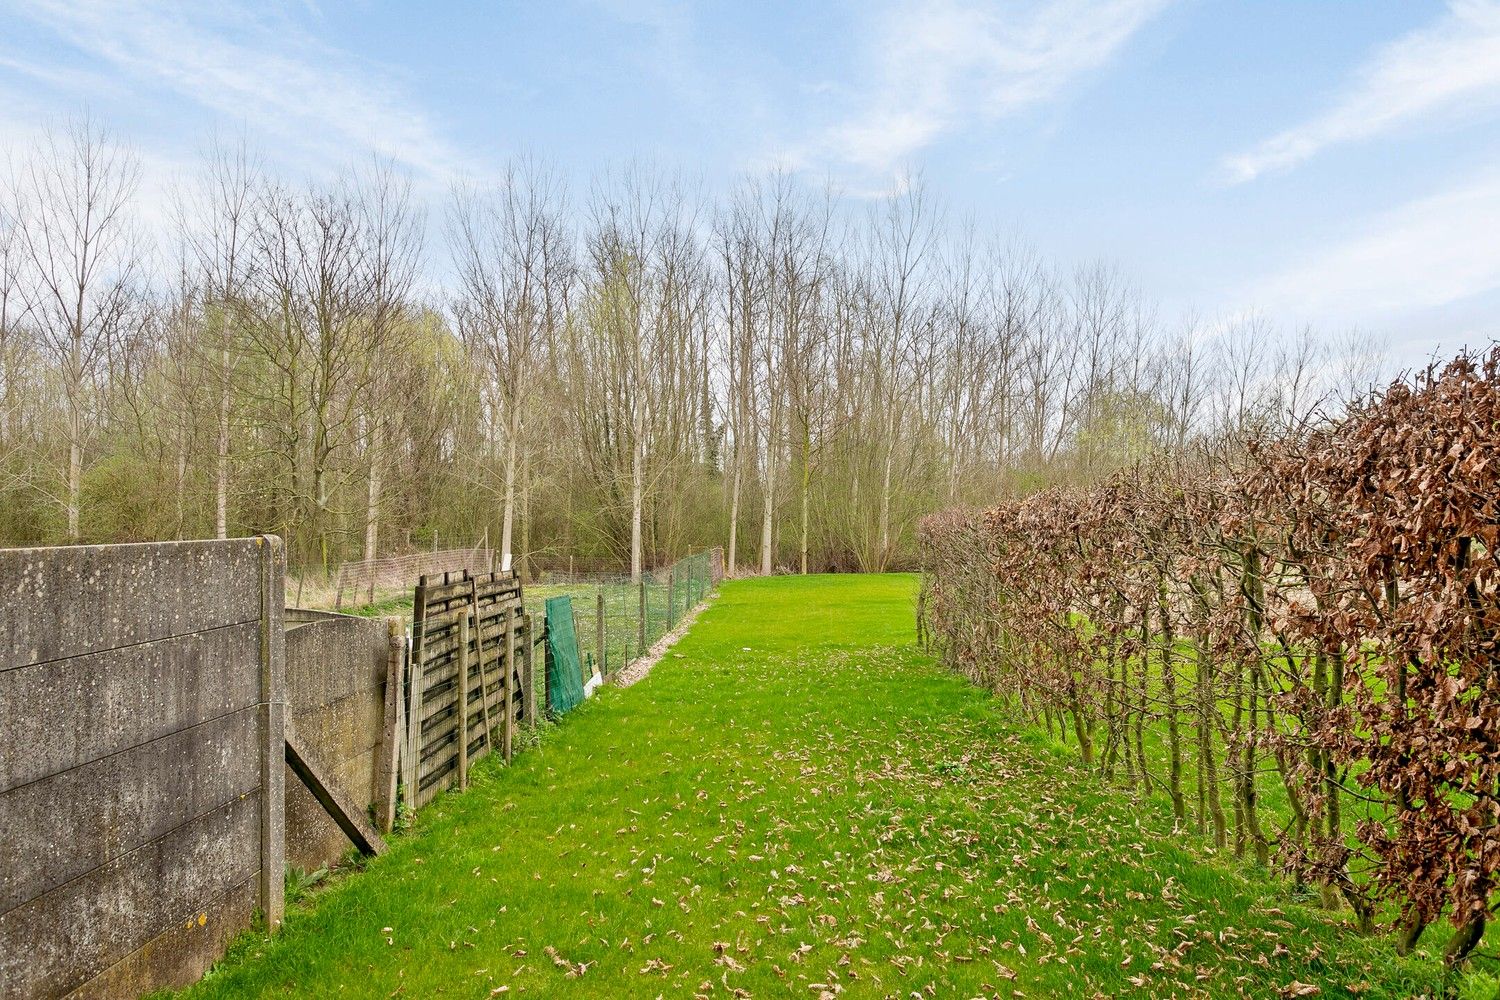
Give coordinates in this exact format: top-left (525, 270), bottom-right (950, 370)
top-left (0, 538), bottom-right (285, 1000)
top-left (283, 609), bottom-right (397, 870)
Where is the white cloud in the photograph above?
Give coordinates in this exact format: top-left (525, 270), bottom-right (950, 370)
top-left (0, 53), bottom-right (115, 95)
top-left (1246, 168), bottom-right (1500, 326)
top-left (1223, 0), bottom-right (1500, 184)
top-left (790, 0), bottom-right (1170, 177)
top-left (4, 0), bottom-right (477, 185)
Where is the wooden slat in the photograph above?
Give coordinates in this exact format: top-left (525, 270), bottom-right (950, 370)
top-left (416, 634), bottom-right (516, 718)
top-left (416, 758), bottom-right (457, 806)
top-left (456, 611), bottom-right (469, 790)
top-left (419, 684), bottom-right (459, 729)
top-left (417, 723), bottom-right (459, 781)
top-left (502, 605), bottom-right (515, 762)
top-left (460, 676), bottom-right (510, 742)
top-left (470, 586), bottom-right (496, 771)
top-left (416, 572), bottom-right (519, 614)
top-left (417, 572), bottom-right (478, 605)
top-left (406, 580), bottom-right (428, 813)
top-left (417, 677), bottom-right (511, 753)
top-left (415, 678), bottom-right (516, 783)
top-left (417, 601), bottom-right (522, 658)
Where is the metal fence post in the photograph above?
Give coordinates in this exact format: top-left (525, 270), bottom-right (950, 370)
top-left (597, 587), bottom-right (606, 677)
top-left (638, 576), bottom-right (647, 656)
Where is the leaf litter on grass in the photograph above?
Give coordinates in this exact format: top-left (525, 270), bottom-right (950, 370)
top-left (173, 576), bottom-right (1449, 1000)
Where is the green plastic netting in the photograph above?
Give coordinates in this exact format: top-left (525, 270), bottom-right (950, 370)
top-left (545, 595), bottom-right (586, 715)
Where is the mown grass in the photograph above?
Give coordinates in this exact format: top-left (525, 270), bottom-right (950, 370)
top-left (174, 574), bottom-right (1464, 999)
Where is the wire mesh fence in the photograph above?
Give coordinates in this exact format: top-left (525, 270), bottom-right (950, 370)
top-left (323, 547), bottom-right (720, 814)
top-left (331, 544), bottom-right (492, 610)
top-left (526, 548), bottom-right (723, 680)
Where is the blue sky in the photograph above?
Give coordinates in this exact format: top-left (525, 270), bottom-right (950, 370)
top-left (2, 0), bottom-right (1498, 367)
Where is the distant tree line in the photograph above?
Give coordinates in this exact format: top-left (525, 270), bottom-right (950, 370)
top-left (0, 116), bottom-right (1383, 577)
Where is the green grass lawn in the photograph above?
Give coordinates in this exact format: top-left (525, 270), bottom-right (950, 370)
top-left (175, 574), bottom-right (1459, 999)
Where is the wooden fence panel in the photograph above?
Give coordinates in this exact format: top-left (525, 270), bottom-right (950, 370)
top-left (408, 569), bottom-right (531, 808)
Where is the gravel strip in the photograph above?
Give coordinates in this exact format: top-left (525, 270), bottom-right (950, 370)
top-left (612, 592), bottom-right (717, 688)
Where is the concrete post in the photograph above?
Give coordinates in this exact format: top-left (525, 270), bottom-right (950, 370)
top-left (376, 618), bottom-right (404, 833)
top-left (257, 535), bottom-right (286, 931)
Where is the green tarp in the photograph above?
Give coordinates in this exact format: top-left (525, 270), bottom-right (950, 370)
top-left (545, 595), bottom-right (586, 715)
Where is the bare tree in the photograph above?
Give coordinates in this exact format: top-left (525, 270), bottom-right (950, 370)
top-left (0, 117), bottom-right (1411, 586)
top-left (575, 165), bottom-right (699, 581)
top-left (242, 171), bottom-right (408, 571)
top-left (449, 158), bottom-right (570, 569)
top-left (867, 175), bottom-right (936, 570)
top-left (358, 160), bottom-right (424, 583)
top-left (0, 202), bottom-right (32, 498)
top-left (716, 185), bottom-right (765, 576)
top-left (177, 138), bottom-right (258, 539)
top-left (10, 116), bottom-right (142, 540)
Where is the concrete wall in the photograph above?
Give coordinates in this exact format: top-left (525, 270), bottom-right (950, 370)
top-left (284, 610), bottom-right (397, 870)
top-left (0, 538), bottom-right (285, 1000)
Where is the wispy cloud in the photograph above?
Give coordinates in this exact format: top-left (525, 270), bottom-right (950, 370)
top-left (788, 0), bottom-right (1170, 177)
top-left (3, 0), bottom-right (476, 185)
top-left (0, 52), bottom-right (116, 95)
top-left (1223, 0), bottom-right (1500, 184)
top-left (1246, 167), bottom-right (1500, 324)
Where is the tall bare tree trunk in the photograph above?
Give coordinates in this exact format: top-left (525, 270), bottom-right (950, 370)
top-left (728, 461), bottom-right (741, 577)
top-left (175, 434), bottom-right (187, 541)
top-left (1160, 581), bottom-right (1185, 826)
top-left (631, 395), bottom-right (644, 582)
top-left (799, 435), bottom-right (811, 575)
top-left (363, 422), bottom-right (383, 602)
top-left (216, 348), bottom-right (230, 539)
top-left (66, 401), bottom-right (81, 541)
top-left (501, 412), bottom-right (518, 563)
top-left (519, 454), bottom-right (530, 580)
top-left (1198, 633), bottom-right (1228, 848)
top-left (1241, 552), bottom-right (1270, 867)
top-left (760, 446), bottom-right (775, 576)
top-left (1237, 660), bottom-right (1270, 866)
top-left (878, 448), bottom-right (893, 571)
